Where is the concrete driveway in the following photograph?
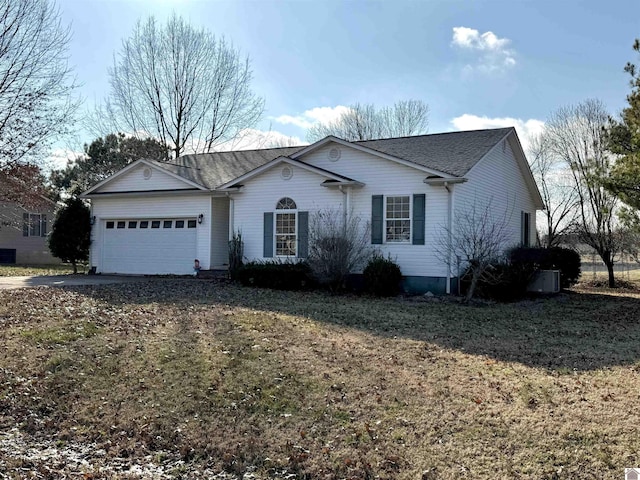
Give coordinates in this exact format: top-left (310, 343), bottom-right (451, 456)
top-left (0, 275), bottom-right (152, 290)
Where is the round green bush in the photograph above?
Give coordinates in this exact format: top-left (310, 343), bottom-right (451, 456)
top-left (363, 255), bottom-right (402, 297)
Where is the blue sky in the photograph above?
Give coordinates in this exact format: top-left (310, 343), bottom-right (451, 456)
top-left (55, 0), bottom-right (640, 158)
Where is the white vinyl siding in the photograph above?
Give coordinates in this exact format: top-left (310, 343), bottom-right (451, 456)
top-left (232, 165), bottom-right (343, 262)
top-left (94, 163), bottom-right (198, 193)
top-left (456, 137), bottom-right (537, 249)
top-left (232, 144), bottom-right (449, 277)
top-left (299, 144), bottom-right (448, 276)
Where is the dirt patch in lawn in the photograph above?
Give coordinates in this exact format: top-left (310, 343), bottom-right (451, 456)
top-left (1, 280), bottom-right (639, 478)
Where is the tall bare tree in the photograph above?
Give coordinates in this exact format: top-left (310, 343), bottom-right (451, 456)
top-left (544, 99), bottom-right (621, 287)
top-left (0, 0), bottom-right (78, 205)
top-left (95, 14), bottom-right (264, 158)
top-left (528, 132), bottom-right (579, 247)
top-left (307, 100), bottom-right (429, 142)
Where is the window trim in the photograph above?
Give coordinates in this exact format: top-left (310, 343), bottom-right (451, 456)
top-left (384, 195), bottom-right (412, 244)
top-left (275, 197), bottom-right (298, 257)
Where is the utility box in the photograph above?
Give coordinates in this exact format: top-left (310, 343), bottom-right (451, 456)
top-left (527, 270), bottom-right (561, 294)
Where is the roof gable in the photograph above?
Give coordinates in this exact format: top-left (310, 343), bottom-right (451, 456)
top-left (290, 136), bottom-right (457, 178)
top-left (218, 156), bottom-right (361, 190)
top-left (82, 159), bottom-right (207, 196)
top-left (156, 146), bottom-right (302, 189)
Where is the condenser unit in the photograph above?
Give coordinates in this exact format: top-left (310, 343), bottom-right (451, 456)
top-left (527, 270), bottom-right (561, 294)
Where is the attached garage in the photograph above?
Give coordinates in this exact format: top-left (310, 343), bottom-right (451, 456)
top-left (101, 218), bottom-right (198, 275)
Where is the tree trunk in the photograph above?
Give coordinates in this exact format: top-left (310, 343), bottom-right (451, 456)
top-left (605, 261), bottom-right (615, 288)
top-left (464, 270), bottom-right (481, 303)
top-left (72, 261), bottom-right (77, 274)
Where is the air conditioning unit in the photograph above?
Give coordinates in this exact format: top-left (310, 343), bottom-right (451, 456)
top-left (527, 270), bottom-right (560, 294)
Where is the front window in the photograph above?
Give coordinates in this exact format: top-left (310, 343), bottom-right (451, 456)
top-left (276, 197), bottom-right (297, 256)
top-left (385, 196), bottom-right (410, 242)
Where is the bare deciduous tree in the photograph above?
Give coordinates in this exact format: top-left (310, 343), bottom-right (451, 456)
top-left (307, 100), bottom-right (429, 142)
top-left (544, 99), bottom-right (621, 287)
top-left (307, 208), bottom-right (372, 291)
top-left (435, 200), bottom-right (511, 303)
top-left (94, 14), bottom-right (264, 158)
top-left (0, 0), bottom-right (78, 204)
top-left (528, 132), bottom-right (579, 247)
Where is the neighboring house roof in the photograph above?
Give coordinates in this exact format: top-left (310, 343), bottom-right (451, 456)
top-left (356, 127), bottom-right (514, 177)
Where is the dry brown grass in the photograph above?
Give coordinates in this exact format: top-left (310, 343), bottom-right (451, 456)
top-left (0, 264), bottom-right (75, 277)
top-left (1, 280), bottom-right (640, 478)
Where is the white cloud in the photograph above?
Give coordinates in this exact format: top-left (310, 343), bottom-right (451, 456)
top-left (272, 105), bottom-right (351, 129)
top-left (44, 148), bottom-right (84, 172)
top-left (450, 114), bottom-right (545, 153)
top-left (451, 26), bottom-right (516, 73)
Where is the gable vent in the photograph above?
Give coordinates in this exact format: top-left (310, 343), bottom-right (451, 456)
top-left (281, 165), bottom-right (293, 180)
top-left (143, 167), bottom-right (153, 180)
top-left (328, 147), bottom-right (341, 162)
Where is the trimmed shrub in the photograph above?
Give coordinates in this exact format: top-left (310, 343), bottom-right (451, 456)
top-left (461, 246), bottom-right (582, 301)
top-left (460, 259), bottom-right (537, 302)
top-left (235, 260), bottom-right (313, 290)
top-left (363, 254), bottom-right (402, 297)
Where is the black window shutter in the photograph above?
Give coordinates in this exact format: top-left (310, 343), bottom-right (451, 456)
top-left (412, 194), bottom-right (425, 245)
top-left (22, 213), bottom-right (29, 236)
top-left (41, 214), bottom-right (47, 236)
top-left (521, 211), bottom-right (526, 246)
top-left (371, 195), bottom-right (383, 244)
top-left (263, 212), bottom-right (274, 257)
top-left (298, 211), bottom-right (309, 258)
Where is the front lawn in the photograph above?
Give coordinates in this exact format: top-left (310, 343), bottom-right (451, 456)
top-left (0, 280), bottom-right (639, 478)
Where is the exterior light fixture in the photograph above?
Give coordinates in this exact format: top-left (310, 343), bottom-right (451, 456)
top-left (198, 214), bottom-right (204, 224)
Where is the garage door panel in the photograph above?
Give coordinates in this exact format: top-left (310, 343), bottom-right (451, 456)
top-left (102, 219), bottom-right (197, 275)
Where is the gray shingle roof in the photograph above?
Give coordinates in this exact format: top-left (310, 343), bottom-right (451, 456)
top-left (150, 128), bottom-right (514, 189)
top-left (356, 127), bottom-right (513, 177)
top-left (150, 146), bottom-right (302, 189)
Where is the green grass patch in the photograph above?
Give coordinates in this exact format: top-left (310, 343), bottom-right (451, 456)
top-left (20, 321), bottom-right (100, 345)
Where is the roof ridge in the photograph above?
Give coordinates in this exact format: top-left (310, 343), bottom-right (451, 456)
top-left (180, 145), bottom-right (305, 157)
top-left (356, 126), bottom-right (514, 143)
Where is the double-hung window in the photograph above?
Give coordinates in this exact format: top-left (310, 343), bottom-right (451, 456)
top-left (22, 213), bottom-right (47, 237)
top-left (385, 196), bottom-right (411, 242)
top-left (275, 197), bottom-right (297, 256)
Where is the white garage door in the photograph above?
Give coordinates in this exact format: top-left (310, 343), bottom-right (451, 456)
top-left (102, 218), bottom-right (198, 275)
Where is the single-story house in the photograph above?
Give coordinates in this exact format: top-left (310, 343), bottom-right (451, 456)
top-left (81, 127), bottom-right (544, 293)
top-left (0, 199), bottom-right (57, 264)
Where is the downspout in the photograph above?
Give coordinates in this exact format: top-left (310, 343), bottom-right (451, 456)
top-left (339, 185), bottom-right (348, 234)
top-left (227, 193), bottom-right (234, 241)
top-left (445, 182), bottom-right (454, 295)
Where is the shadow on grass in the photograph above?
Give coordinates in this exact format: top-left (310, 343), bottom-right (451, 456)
top-left (69, 278), bottom-right (640, 372)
